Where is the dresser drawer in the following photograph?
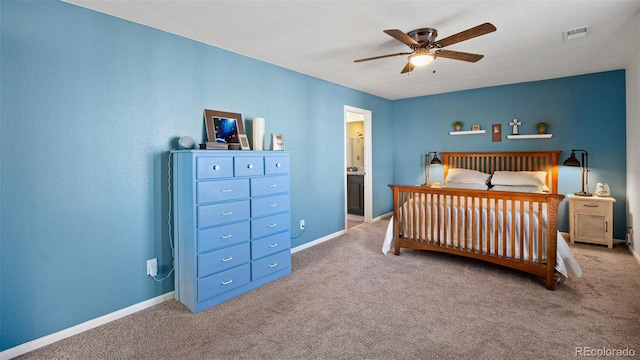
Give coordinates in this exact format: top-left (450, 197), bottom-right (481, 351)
top-left (234, 156), bottom-right (264, 177)
top-left (251, 194), bottom-right (290, 218)
top-left (250, 175), bottom-right (290, 197)
top-left (251, 231), bottom-right (290, 260)
top-left (264, 155), bottom-right (290, 175)
top-left (198, 263), bottom-right (250, 301)
top-left (198, 242), bottom-right (250, 278)
top-left (197, 157), bottom-right (234, 179)
top-left (198, 200), bottom-right (250, 228)
top-left (251, 250), bottom-right (291, 280)
top-left (198, 221), bottom-right (250, 252)
top-left (251, 212), bottom-right (290, 239)
top-left (197, 179), bottom-right (249, 204)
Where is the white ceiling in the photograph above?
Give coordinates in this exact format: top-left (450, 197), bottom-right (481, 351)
top-left (65, 0), bottom-right (640, 100)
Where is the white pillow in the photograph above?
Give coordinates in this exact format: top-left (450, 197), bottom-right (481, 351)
top-left (491, 171), bottom-right (548, 188)
top-left (444, 168), bottom-right (491, 185)
top-left (490, 185), bottom-right (548, 193)
top-left (444, 182), bottom-right (488, 190)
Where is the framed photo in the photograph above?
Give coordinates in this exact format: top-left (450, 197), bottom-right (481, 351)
top-left (471, 124), bottom-right (481, 131)
top-left (203, 109), bottom-right (244, 144)
top-left (492, 124), bottom-right (502, 142)
top-left (238, 134), bottom-right (251, 150)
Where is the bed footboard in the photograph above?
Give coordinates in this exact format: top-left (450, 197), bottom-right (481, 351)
top-left (390, 185), bottom-right (565, 290)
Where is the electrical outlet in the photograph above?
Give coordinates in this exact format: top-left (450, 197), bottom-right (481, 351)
top-left (300, 219), bottom-right (305, 230)
top-left (147, 258), bottom-right (157, 277)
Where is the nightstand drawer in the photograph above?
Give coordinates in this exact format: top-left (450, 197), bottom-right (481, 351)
top-left (573, 200), bottom-right (608, 212)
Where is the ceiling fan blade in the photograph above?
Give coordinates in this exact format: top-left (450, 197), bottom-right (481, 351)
top-left (433, 23), bottom-right (496, 48)
top-left (434, 49), bottom-right (484, 62)
top-left (354, 52), bottom-right (412, 63)
top-left (384, 29), bottom-right (419, 47)
top-left (401, 62), bottom-right (415, 74)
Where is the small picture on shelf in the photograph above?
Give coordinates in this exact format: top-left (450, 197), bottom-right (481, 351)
top-left (471, 124), bottom-right (481, 131)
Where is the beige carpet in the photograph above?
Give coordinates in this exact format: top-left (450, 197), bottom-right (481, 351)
top-left (18, 219), bottom-right (640, 360)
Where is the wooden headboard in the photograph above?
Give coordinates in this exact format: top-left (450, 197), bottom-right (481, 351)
top-left (440, 151), bottom-right (562, 194)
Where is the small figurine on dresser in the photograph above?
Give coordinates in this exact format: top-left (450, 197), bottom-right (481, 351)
top-left (594, 182), bottom-right (611, 197)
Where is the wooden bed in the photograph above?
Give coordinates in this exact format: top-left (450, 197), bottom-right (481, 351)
top-left (388, 151), bottom-right (565, 290)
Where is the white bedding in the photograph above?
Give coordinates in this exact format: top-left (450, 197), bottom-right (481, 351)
top-left (382, 207), bottom-right (582, 281)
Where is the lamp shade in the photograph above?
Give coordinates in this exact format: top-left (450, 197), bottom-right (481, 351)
top-left (430, 154), bottom-right (442, 165)
top-left (563, 152), bottom-right (580, 167)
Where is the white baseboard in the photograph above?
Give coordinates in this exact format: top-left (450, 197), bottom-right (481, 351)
top-left (372, 212), bottom-right (392, 222)
top-left (0, 292), bottom-right (175, 360)
top-left (629, 245), bottom-right (640, 265)
top-left (3, 216), bottom-right (392, 359)
top-left (291, 229), bottom-right (346, 253)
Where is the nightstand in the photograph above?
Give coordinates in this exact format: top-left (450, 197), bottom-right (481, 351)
top-left (568, 194), bottom-right (615, 249)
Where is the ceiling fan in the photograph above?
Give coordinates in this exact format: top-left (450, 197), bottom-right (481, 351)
top-left (354, 23), bottom-right (497, 74)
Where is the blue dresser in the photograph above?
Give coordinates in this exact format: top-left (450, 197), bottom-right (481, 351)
top-left (172, 150), bottom-right (291, 313)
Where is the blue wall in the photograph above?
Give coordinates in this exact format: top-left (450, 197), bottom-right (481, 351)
top-left (391, 70), bottom-right (627, 239)
top-left (0, 1), bottom-right (627, 353)
top-left (0, 1), bottom-right (393, 350)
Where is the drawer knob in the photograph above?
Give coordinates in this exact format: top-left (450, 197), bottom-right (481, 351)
top-left (268, 203), bottom-right (278, 207)
top-left (221, 279), bottom-right (233, 285)
top-left (220, 189), bottom-right (232, 193)
top-left (221, 211), bottom-right (233, 216)
top-left (268, 223), bottom-right (278, 228)
top-left (584, 204), bottom-right (599, 208)
top-left (268, 184), bottom-right (277, 188)
top-left (268, 263), bottom-right (278, 268)
top-left (221, 256), bottom-right (233, 262)
top-left (212, 165), bottom-right (220, 170)
top-left (247, 164), bottom-right (254, 169)
top-left (268, 243), bottom-right (278, 248)
top-left (220, 234), bottom-right (232, 239)
top-left (276, 162), bottom-right (282, 168)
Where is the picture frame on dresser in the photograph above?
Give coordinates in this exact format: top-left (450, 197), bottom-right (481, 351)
top-left (204, 109), bottom-right (244, 144)
top-left (238, 134), bottom-right (251, 150)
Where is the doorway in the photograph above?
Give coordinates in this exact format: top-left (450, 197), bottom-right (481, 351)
top-left (344, 106), bottom-right (372, 229)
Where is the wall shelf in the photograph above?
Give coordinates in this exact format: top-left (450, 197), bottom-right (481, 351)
top-left (506, 134), bottom-right (552, 139)
top-left (449, 130), bottom-right (486, 135)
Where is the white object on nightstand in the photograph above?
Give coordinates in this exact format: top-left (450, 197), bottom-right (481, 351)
top-left (568, 194), bottom-right (615, 249)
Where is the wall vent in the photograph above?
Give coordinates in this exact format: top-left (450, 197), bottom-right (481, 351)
top-left (563, 26), bottom-right (589, 41)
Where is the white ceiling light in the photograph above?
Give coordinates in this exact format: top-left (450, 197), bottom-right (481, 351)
top-left (409, 49), bottom-right (434, 67)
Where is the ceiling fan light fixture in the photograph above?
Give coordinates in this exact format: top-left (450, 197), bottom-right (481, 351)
top-left (409, 51), bottom-right (434, 67)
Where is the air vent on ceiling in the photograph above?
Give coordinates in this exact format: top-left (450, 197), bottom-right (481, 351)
top-left (563, 26), bottom-right (589, 41)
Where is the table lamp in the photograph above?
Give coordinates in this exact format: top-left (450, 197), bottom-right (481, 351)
top-left (563, 149), bottom-right (592, 196)
top-left (425, 151), bottom-right (442, 185)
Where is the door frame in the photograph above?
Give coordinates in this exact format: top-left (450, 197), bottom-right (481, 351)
top-left (344, 105), bottom-right (372, 227)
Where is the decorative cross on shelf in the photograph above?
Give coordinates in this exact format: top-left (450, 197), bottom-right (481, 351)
top-left (509, 119), bottom-right (522, 135)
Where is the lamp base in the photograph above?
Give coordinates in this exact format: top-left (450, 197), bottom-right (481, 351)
top-left (574, 192), bottom-right (593, 197)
